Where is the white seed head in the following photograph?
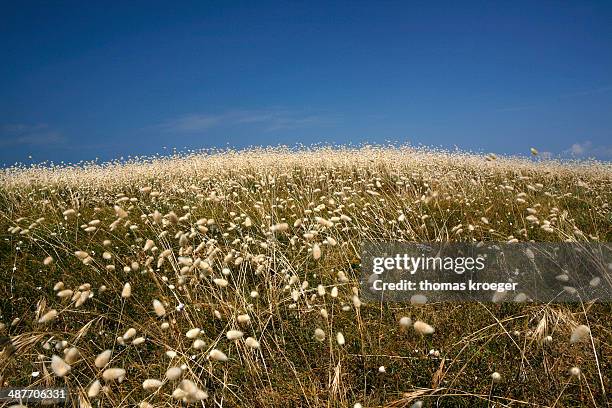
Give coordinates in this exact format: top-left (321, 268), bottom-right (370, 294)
top-left (153, 299), bottom-right (166, 317)
top-left (95, 349), bottom-right (112, 368)
top-left (64, 347), bottom-right (79, 364)
top-left (51, 355), bottom-right (71, 377)
top-left (413, 321), bottom-right (435, 335)
top-left (192, 339), bottom-right (206, 350)
top-left (209, 349), bottom-right (228, 362)
top-left (570, 325), bottom-right (591, 344)
top-left (165, 366), bottom-right (183, 380)
top-left (237, 314), bottom-right (250, 324)
top-left (399, 316), bottom-right (412, 328)
top-left (132, 337), bottom-right (146, 345)
top-left (312, 244), bottom-right (321, 260)
top-left (142, 378), bottom-right (163, 391)
top-left (410, 294), bottom-right (428, 304)
top-left (122, 327), bottom-right (137, 340)
top-left (121, 283), bottom-right (132, 298)
top-left (226, 330), bottom-right (244, 340)
top-left (57, 289), bottom-right (73, 299)
top-left (186, 328), bottom-right (201, 339)
top-left (245, 337), bottom-right (260, 349)
top-left (88, 380), bottom-right (101, 398)
top-left (314, 328), bottom-right (326, 342)
top-left (102, 367), bottom-right (126, 382)
top-left (38, 309), bottom-right (58, 324)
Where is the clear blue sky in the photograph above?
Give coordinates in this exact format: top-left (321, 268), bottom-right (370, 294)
top-left (1, 1), bottom-right (612, 165)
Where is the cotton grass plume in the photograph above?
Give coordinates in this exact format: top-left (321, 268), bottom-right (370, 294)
top-left (88, 380), bottom-right (101, 398)
top-left (413, 321), bottom-right (435, 335)
top-left (95, 350), bottom-right (112, 368)
top-left (121, 283), bottom-right (132, 298)
top-left (399, 316), bottom-right (412, 328)
top-left (186, 328), bottom-right (201, 339)
top-left (143, 378), bottom-right (163, 391)
top-left (38, 309), bottom-right (58, 324)
top-left (245, 337), bottom-right (260, 349)
top-left (209, 349), bottom-right (228, 362)
top-left (312, 243), bottom-right (322, 260)
top-left (152, 299), bottom-right (166, 317)
top-left (226, 330), bottom-right (244, 340)
top-left (570, 325), bottom-right (591, 344)
top-left (165, 367), bottom-right (183, 381)
top-left (102, 367), bottom-right (126, 382)
top-left (51, 355), bottom-right (71, 377)
top-left (314, 328), bottom-right (326, 342)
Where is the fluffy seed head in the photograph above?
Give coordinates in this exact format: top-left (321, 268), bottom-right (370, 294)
top-left (38, 309), bottom-right (58, 324)
top-left (51, 355), bottom-right (71, 377)
top-left (399, 316), bottom-right (412, 328)
top-left (192, 339), bottom-right (206, 350)
top-left (570, 325), bottom-right (590, 344)
top-left (186, 328), bottom-right (200, 339)
top-left (413, 320), bottom-right (435, 335)
top-left (142, 378), bottom-right (163, 391)
top-left (88, 380), bottom-right (101, 398)
top-left (237, 314), bottom-right (250, 324)
top-left (152, 299), bottom-right (166, 317)
top-left (165, 366), bottom-right (183, 380)
top-left (121, 283), bottom-right (132, 298)
top-left (122, 327), bottom-right (136, 340)
top-left (314, 328), bottom-right (326, 342)
top-left (102, 367), bottom-right (126, 382)
top-left (226, 330), bottom-right (244, 340)
top-left (245, 337), bottom-right (261, 349)
top-left (209, 349), bottom-right (228, 362)
top-left (312, 244), bottom-right (321, 260)
top-left (95, 350), bottom-right (112, 368)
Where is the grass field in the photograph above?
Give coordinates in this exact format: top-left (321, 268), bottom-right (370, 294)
top-left (0, 146), bottom-right (610, 407)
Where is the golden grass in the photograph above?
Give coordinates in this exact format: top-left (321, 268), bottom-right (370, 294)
top-left (0, 146), bottom-right (610, 407)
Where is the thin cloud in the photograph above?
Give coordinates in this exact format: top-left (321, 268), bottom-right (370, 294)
top-left (156, 114), bottom-right (222, 132)
top-left (0, 124), bottom-right (66, 146)
top-left (496, 105), bottom-right (537, 112)
top-left (154, 109), bottom-right (337, 133)
top-left (496, 85), bottom-right (612, 113)
top-left (562, 85), bottom-right (612, 98)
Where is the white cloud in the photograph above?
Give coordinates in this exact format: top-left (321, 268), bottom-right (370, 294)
top-left (565, 141), bottom-right (612, 160)
top-left (0, 124), bottom-right (65, 146)
top-left (563, 85), bottom-right (612, 98)
top-left (156, 114), bottom-right (221, 132)
top-left (155, 109), bottom-right (336, 133)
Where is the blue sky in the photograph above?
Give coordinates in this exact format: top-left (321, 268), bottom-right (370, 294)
top-left (1, 1), bottom-right (612, 165)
